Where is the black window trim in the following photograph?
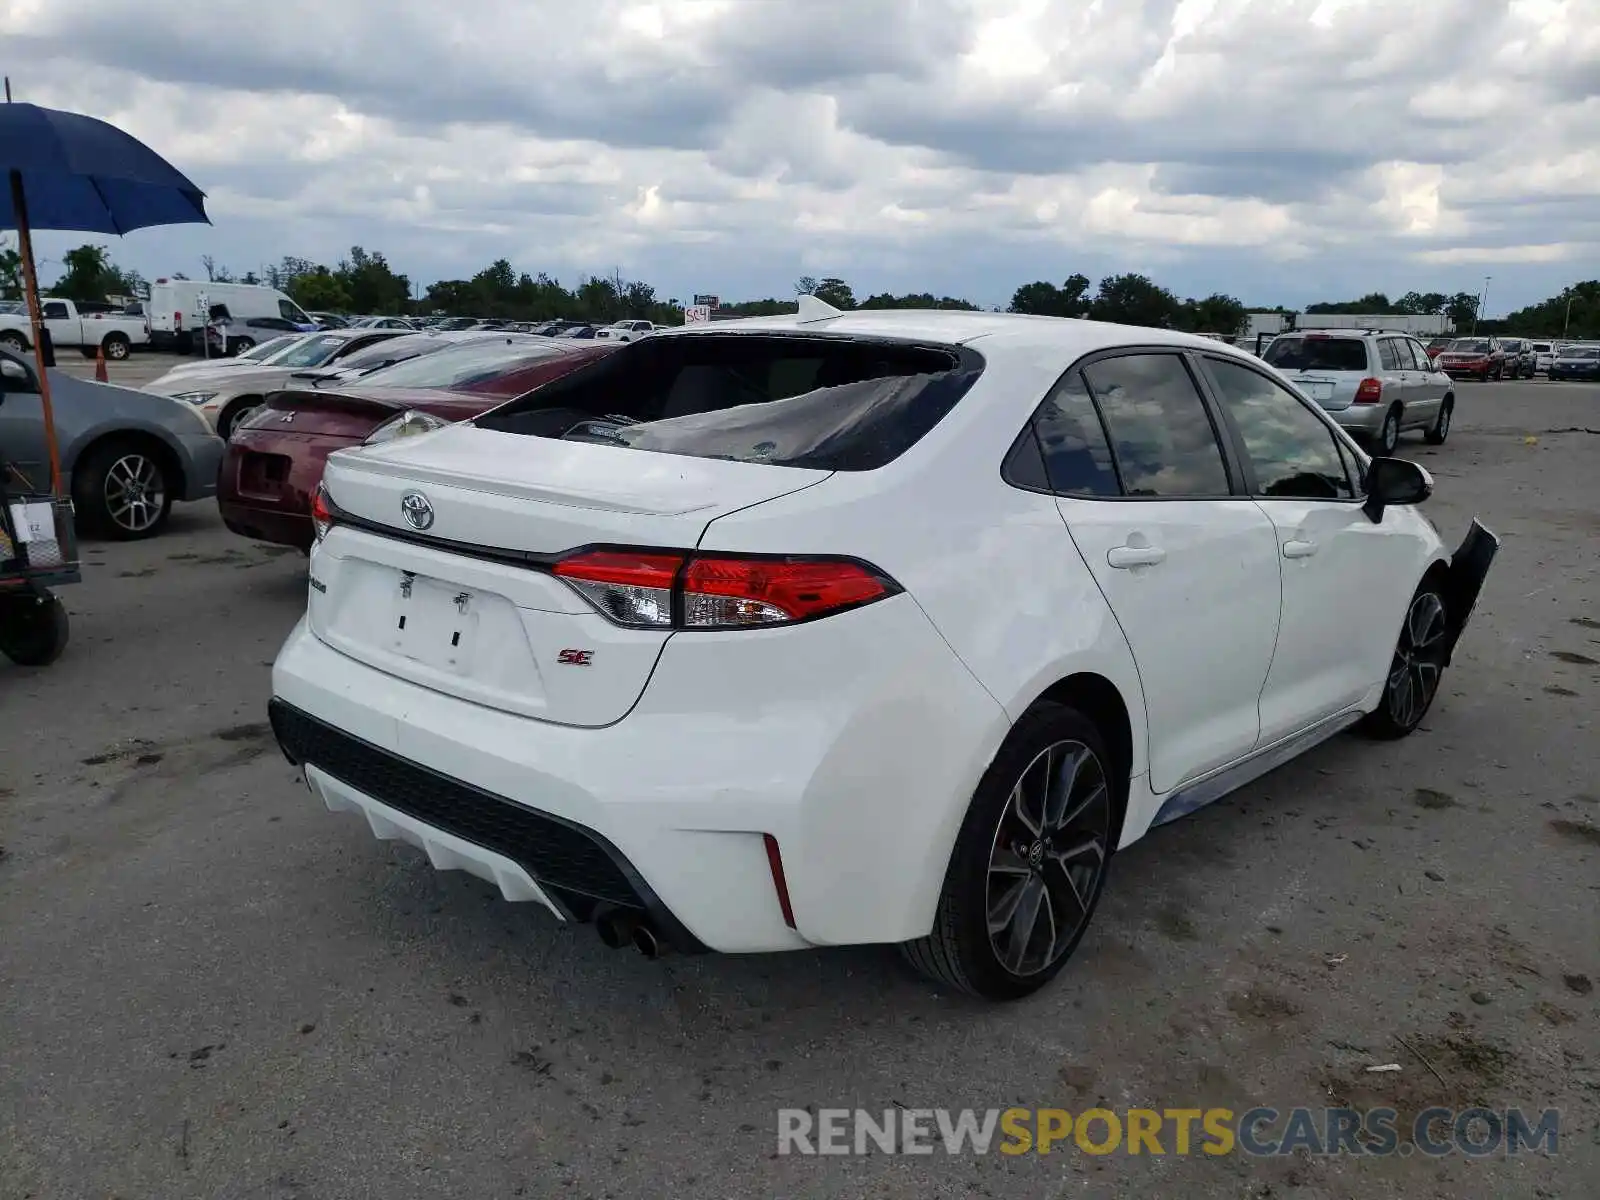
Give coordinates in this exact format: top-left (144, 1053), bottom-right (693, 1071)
top-left (1001, 344), bottom-right (1250, 502)
top-left (1190, 351), bottom-right (1368, 505)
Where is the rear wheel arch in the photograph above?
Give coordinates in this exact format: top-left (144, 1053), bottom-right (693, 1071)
top-left (73, 429), bottom-right (187, 500)
top-left (1028, 672), bottom-right (1134, 843)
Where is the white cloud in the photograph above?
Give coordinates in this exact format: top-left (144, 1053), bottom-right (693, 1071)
top-left (3, 0), bottom-right (1596, 310)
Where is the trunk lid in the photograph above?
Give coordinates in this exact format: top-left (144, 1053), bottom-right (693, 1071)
top-left (1287, 373), bottom-right (1357, 411)
top-left (309, 424), bottom-right (831, 725)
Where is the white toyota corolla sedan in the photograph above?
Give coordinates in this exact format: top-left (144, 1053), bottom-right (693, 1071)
top-left (269, 300), bottom-right (1497, 1000)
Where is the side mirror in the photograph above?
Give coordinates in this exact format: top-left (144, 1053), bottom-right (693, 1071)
top-left (1363, 457), bottom-right (1433, 523)
top-left (0, 357), bottom-right (33, 394)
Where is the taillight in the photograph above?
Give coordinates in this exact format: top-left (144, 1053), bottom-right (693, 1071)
top-left (552, 550), bottom-right (680, 627)
top-left (551, 548), bottom-right (899, 630)
top-left (310, 483), bottom-right (335, 542)
top-left (1353, 377), bottom-right (1383, 405)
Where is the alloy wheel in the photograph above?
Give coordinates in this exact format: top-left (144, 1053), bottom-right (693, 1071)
top-left (1386, 591), bottom-right (1448, 728)
top-left (985, 739), bottom-right (1110, 977)
top-left (104, 454), bottom-right (166, 533)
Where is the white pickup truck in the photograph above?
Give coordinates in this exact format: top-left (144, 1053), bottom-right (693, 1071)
top-left (0, 298), bottom-right (150, 360)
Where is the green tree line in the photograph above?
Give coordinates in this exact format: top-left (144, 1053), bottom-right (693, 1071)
top-left (6, 239), bottom-right (1597, 340)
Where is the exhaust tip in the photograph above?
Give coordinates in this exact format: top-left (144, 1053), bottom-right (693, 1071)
top-left (595, 909), bottom-right (638, 950)
top-left (631, 923), bottom-right (667, 959)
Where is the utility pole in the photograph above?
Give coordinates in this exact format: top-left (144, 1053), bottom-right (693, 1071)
top-left (1471, 275), bottom-right (1491, 335)
top-left (1563, 292), bottom-right (1574, 338)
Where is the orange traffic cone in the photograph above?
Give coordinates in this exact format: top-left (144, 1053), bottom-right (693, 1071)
top-left (94, 344), bottom-right (108, 383)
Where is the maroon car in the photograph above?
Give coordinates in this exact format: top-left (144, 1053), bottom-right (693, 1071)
top-left (219, 337), bottom-right (616, 550)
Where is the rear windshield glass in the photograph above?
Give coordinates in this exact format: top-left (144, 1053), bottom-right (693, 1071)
top-left (1563, 347), bottom-right (1599, 359)
top-left (476, 333), bottom-right (983, 471)
top-left (356, 337), bottom-right (568, 390)
top-left (332, 333), bottom-right (452, 373)
top-left (1448, 339), bottom-right (1492, 353)
top-left (1263, 337), bottom-right (1369, 372)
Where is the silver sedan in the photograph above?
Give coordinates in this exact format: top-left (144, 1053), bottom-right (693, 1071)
top-left (0, 349), bottom-right (224, 540)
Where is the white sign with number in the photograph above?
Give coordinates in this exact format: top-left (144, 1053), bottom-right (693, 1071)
top-left (8, 502), bottom-right (53, 543)
top-left (683, 305), bottom-right (711, 324)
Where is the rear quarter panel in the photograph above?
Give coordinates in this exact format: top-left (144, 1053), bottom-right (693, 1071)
top-left (693, 351), bottom-right (1151, 922)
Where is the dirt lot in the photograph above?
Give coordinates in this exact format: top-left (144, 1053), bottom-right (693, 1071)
top-left (2, 378), bottom-right (1596, 1199)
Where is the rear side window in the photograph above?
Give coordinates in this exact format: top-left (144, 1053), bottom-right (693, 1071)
top-left (1004, 371), bottom-right (1121, 496)
top-left (1377, 340), bottom-right (1401, 370)
top-left (1080, 354), bottom-right (1231, 497)
top-left (477, 334), bottom-right (983, 471)
top-left (1265, 337), bottom-right (1370, 372)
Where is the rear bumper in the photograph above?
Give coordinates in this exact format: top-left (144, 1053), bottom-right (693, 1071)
top-left (178, 434), bottom-right (225, 501)
top-left (218, 432), bottom-right (346, 550)
top-left (269, 594), bottom-right (1008, 953)
top-left (1329, 404), bottom-right (1385, 433)
top-left (220, 502), bottom-right (313, 550)
top-left (270, 699), bottom-right (710, 952)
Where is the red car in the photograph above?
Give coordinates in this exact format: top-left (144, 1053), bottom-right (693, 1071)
top-left (219, 336), bottom-right (616, 551)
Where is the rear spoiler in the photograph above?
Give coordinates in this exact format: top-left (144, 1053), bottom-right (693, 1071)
top-left (263, 388), bottom-right (408, 418)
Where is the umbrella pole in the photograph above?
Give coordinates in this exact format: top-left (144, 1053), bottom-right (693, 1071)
top-left (7, 168), bottom-right (63, 497)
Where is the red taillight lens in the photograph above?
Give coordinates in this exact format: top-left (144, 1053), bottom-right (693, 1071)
top-left (1353, 377), bottom-right (1383, 404)
top-left (763, 834), bottom-right (797, 928)
top-left (552, 549), bottom-right (898, 630)
top-left (553, 549), bottom-right (683, 627)
top-left (310, 483), bottom-right (335, 542)
top-left (681, 556), bottom-right (891, 627)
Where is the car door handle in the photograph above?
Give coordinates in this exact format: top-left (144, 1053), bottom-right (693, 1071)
top-left (1282, 539), bottom-right (1318, 559)
top-left (1107, 544), bottom-right (1166, 569)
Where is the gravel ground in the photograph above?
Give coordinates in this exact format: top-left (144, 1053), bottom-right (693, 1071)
top-left (2, 379), bottom-right (1596, 1199)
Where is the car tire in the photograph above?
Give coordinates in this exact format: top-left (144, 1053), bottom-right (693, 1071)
top-left (174, 331), bottom-right (194, 356)
top-left (218, 397), bottom-right (264, 440)
top-left (900, 702), bottom-right (1116, 1000)
top-left (102, 333), bottom-right (131, 360)
top-left (1374, 405), bottom-right (1402, 455)
top-left (71, 439), bottom-right (174, 541)
top-left (0, 592), bottom-right (70, 666)
top-left (1361, 580), bottom-right (1451, 740)
top-left (1424, 398), bottom-right (1453, 445)
top-left (0, 332), bottom-right (27, 354)
top-left (230, 337), bottom-right (255, 356)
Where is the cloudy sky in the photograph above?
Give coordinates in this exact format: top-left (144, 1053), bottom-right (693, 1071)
top-left (4, 0), bottom-right (1596, 313)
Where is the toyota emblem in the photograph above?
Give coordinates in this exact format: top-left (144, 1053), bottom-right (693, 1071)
top-left (400, 491), bottom-right (434, 531)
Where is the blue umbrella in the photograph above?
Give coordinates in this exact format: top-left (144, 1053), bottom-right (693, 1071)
top-left (1, 102), bottom-right (208, 235)
top-left (0, 88), bottom-right (209, 495)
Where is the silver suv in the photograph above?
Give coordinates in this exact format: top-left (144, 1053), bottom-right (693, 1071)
top-left (1262, 329), bottom-right (1455, 454)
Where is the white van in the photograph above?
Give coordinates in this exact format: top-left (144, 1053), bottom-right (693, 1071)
top-left (147, 280), bottom-right (317, 354)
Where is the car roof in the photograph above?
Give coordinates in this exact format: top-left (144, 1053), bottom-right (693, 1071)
top-left (655, 307), bottom-right (1246, 360)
